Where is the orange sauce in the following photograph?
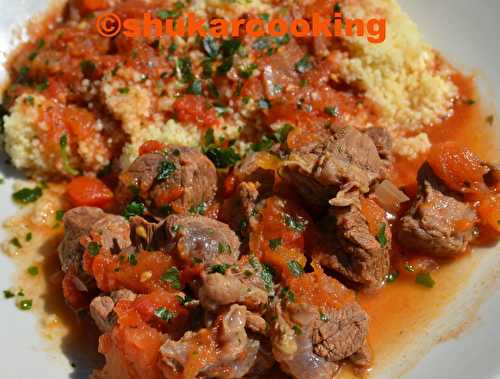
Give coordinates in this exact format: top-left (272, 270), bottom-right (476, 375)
top-left (351, 73), bottom-right (499, 376)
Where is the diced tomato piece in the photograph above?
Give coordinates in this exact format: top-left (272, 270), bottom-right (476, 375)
top-left (62, 272), bottom-right (91, 310)
top-left (360, 197), bottom-right (387, 236)
top-left (428, 142), bottom-right (488, 193)
top-left (63, 106), bottom-right (95, 140)
top-left (477, 194), bottom-right (500, 233)
top-left (154, 187), bottom-right (185, 207)
top-left (288, 262), bottom-right (355, 310)
top-left (75, 0), bottom-right (109, 13)
top-left (67, 176), bottom-right (114, 208)
top-left (223, 172), bottom-right (237, 198)
top-left (139, 140), bottom-right (165, 155)
top-left (173, 95), bottom-right (219, 130)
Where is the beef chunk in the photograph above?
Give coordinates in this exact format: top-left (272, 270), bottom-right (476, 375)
top-left (160, 304), bottom-right (259, 378)
top-left (90, 290), bottom-right (137, 333)
top-left (311, 302), bottom-right (369, 362)
top-left (198, 257), bottom-right (271, 312)
top-left (164, 214), bottom-right (241, 266)
top-left (269, 282), bottom-right (369, 379)
top-left (316, 202), bottom-right (391, 288)
top-left (59, 207), bottom-right (131, 277)
top-left (364, 127), bottom-right (393, 175)
top-left (116, 146), bottom-right (217, 215)
top-left (397, 163), bottom-right (477, 257)
top-left (280, 126), bottom-right (385, 207)
top-left (234, 152), bottom-right (277, 195)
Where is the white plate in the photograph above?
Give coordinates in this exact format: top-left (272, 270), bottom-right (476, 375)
top-left (0, 1), bottom-right (498, 378)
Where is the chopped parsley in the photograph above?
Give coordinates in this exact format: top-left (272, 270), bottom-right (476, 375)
top-left (176, 57), bottom-right (194, 82)
top-left (218, 242), bottom-right (230, 254)
top-left (123, 200), bottom-right (145, 219)
top-left (284, 214), bottom-right (306, 232)
top-left (18, 299), bottom-right (33, 311)
top-left (161, 267), bottom-right (181, 290)
top-left (3, 290), bottom-right (15, 299)
top-left (295, 55), bottom-right (312, 74)
top-left (154, 307), bottom-right (176, 322)
top-left (216, 57), bottom-right (234, 75)
top-left (250, 136), bottom-right (273, 152)
top-left (202, 36), bottom-right (219, 58)
top-left (209, 264), bottom-right (231, 275)
top-left (258, 98), bottom-right (271, 110)
top-left (36, 79), bottom-right (49, 92)
top-left (261, 264), bottom-right (275, 293)
top-left (187, 79), bottom-right (202, 95)
top-left (80, 60), bottom-right (96, 77)
top-left (189, 202), bottom-right (208, 215)
top-left (59, 134), bottom-right (79, 176)
top-left (25, 232), bottom-right (32, 242)
top-left (220, 38), bottom-right (242, 57)
top-left (238, 63), bottom-right (258, 79)
top-left (269, 238), bottom-right (282, 250)
top-left (157, 160), bottom-right (176, 181)
top-left (160, 204), bottom-right (173, 217)
top-left (27, 266), bottom-right (39, 276)
top-left (319, 312), bottom-right (329, 322)
top-left (465, 99), bottom-right (476, 106)
top-left (203, 144), bottom-right (240, 169)
top-left (87, 241), bottom-right (101, 256)
top-left (385, 270), bottom-right (399, 283)
top-left (280, 287), bottom-right (295, 302)
top-left (55, 210), bottom-right (65, 222)
top-left (274, 123), bottom-right (294, 144)
top-left (253, 37), bottom-right (270, 50)
top-left (118, 87), bottom-right (130, 94)
top-left (292, 325), bottom-right (302, 335)
top-left (324, 106), bottom-right (339, 117)
top-left (176, 294), bottom-right (194, 306)
top-left (128, 254), bottom-right (138, 266)
top-left (287, 260), bottom-right (304, 277)
top-left (10, 238), bottom-right (22, 249)
top-left (415, 272), bottom-right (435, 288)
top-left (376, 224), bottom-right (388, 247)
top-left (13, 186), bottom-right (43, 204)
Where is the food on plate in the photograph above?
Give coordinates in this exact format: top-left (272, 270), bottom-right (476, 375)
top-left (0, 0), bottom-right (498, 378)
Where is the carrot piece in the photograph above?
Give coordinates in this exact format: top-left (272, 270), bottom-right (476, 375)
top-left (67, 176), bottom-right (114, 208)
top-left (427, 142), bottom-right (488, 193)
top-left (360, 197), bottom-right (386, 236)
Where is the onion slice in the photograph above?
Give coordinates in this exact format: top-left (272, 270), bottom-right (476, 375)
top-left (373, 180), bottom-right (410, 214)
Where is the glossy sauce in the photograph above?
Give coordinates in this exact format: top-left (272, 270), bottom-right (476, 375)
top-left (350, 74), bottom-right (498, 376)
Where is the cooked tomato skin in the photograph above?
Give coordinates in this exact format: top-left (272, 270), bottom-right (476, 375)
top-left (67, 176), bottom-right (114, 208)
top-left (428, 142), bottom-right (488, 193)
top-left (139, 140), bottom-right (165, 156)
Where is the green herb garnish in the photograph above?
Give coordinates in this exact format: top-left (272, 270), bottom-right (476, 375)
top-left (416, 272), bottom-right (435, 288)
top-left (59, 134), bottom-right (79, 176)
top-left (13, 187), bottom-right (42, 204)
top-left (287, 260), bottom-right (304, 277)
top-left (123, 200), bottom-right (145, 219)
top-left (376, 224), bottom-right (388, 247)
top-left (161, 267), bottom-right (181, 289)
top-left (157, 160), bottom-right (176, 181)
top-left (27, 266), bottom-right (39, 276)
top-left (87, 241), bottom-right (101, 256)
top-left (154, 307), bottom-right (176, 322)
top-left (269, 238), bottom-right (282, 250)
